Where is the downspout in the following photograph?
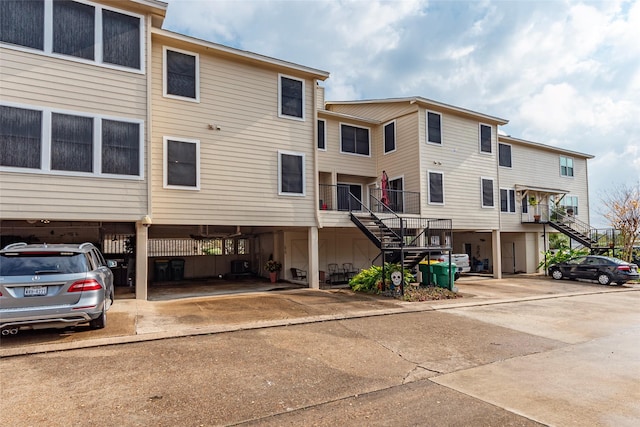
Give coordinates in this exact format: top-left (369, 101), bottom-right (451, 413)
top-left (136, 14), bottom-right (154, 301)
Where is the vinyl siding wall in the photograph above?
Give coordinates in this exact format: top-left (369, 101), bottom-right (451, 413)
top-left (317, 117), bottom-right (377, 177)
top-left (420, 110), bottom-right (500, 230)
top-left (0, 46), bottom-right (148, 221)
top-left (498, 140), bottom-right (590, 231)
top-left (150, 36), bottom-right (317, 226)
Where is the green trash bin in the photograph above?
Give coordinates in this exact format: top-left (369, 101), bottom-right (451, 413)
top-left (433, 262), bottom-right (457, 290)
top-left (154, 259), bottom-right (170, 282)
top-left (170, 259), bottom-right (185, 281)
top-left (418, 261), bottom-right (438, 286)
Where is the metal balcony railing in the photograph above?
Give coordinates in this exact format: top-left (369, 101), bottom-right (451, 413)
top-left (318, 184), bottom-right (420, 215)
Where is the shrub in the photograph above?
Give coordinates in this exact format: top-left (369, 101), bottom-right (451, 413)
top-left (348, 263), bottom-right (413, 294)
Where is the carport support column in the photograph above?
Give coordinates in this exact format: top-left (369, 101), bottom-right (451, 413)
top-left (135, 222), bottom-right (149, 300)
top-left (492, 230), bottom-right (502, 279)
top-left (308, 226), bottom-right (319, 289)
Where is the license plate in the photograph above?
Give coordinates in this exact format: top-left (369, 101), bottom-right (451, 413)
top-left (25, 286), bottom-right (47, 297)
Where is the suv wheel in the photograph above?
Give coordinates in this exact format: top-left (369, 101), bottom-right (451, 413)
top-left (90, 301), bottom-right (107, 329)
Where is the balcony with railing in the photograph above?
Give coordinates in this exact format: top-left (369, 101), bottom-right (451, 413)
top-left (318, 184), bottom-right (420, 215)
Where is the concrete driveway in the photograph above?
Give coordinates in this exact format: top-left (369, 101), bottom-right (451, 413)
top-left (0, 276), bottom-right (638, 426)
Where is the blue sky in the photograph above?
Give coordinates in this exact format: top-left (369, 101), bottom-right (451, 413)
top-left (164, 0), bottom-right (640, 227)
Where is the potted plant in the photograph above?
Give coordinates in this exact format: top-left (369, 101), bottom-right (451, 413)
top-left (264, 259), bottom-right (282, 283)
top-left (529, 197), bottom-right (541, 222)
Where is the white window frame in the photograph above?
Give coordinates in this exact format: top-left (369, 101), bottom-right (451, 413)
top-left (479, 123), bottom-right (493, 154)
top-left (278, 149), bottom-right (306, 196)
top-left (339, 122), bottom-right (371, 157)
top-left (163, 136), bottom-right (200, 190)
top-left (427, 170), bottom-right (445, 205)
top-left (278, 73), bottom-right (305, 121)
top-left (426, 110), bottom-right (443, 145)
top-left (0, 0), bottom-right (145, 74)
top-left (560, 156), bottom-right (574, 178)
top-left (163, 46), bottom-right (200, 103)
top-left (560, 194), bottom-right (579, 216)
top-left (498, 142), bottom-right (512, 168)
top-left (500, 187), bottom-right (516, 213)
top-left (383, 120), bottom-right (396, 154)
top-left (317, 119), bottom-right (326, 151)
top-left (0, 101), bottom-right (144, 179)
top-left (481, 177), bottom-right (495, 208)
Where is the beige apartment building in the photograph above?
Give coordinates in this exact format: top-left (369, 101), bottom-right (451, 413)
top-left (1, 0), bottom-right (594, 300)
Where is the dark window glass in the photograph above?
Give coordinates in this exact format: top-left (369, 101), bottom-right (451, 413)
top-left (427, 112), bottom-right (441, 144)
top-left (51, 113), bottom-right (93, 172)
top-left (0, 105), bottom-right (42, 169)
top-left (103, 9), bottom-right (140, 69)
top-left (317, 120), bottom-right (325, 149)
top-left (500, 189), bottom-right (515, 212)
top-left (521, 195), bottom-right (528, 214)
top-left (166, 50), bottom-right (196, 99)
top-left (499, 143), bottom-right (512, 167)
top-left (480, 124), bottom-right (492, 153)
top-left (280, 153), bottom-right (303, 194)
top-left (337, 184), bottom-right (361, 211)
top-left (341, 124), bottom-right (369, 155)
top-left (0, 253), bottom-right (88, 276)
top-left (167, 140), bottom-right (197, 187)
top-left (429, 172), bottom-right (444, 204)
top-left (53, 0), bottom-right (95, 60)
top-left (280, 76), bottom-right (303, 118)
top-left (102, 120), bottom-right (139, 176)
top-left (0, 0), bottom-right (44, 50)
top-left (482, 178), bottom-right (494, 207)
top-left (384, 122), bottom-right (395, 153)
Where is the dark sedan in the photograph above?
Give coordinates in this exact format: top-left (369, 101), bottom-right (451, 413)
top-left (549, 255), bottom-right (639, 285)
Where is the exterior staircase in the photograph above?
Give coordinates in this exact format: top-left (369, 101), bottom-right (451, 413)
top-left (348, 193), bottom-right (452, 272)
top-left (547, 211), bottom-right (616, 251)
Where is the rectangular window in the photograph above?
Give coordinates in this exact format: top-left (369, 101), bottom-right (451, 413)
top-left (224, 239), bottom-right (235, 255)
top-left (0, 0), bottom-right (143, 71)
top-left (237, 239), bottom-right (248, 255)
top-left (498, 143), bottom-right (512, 167)
top-left (0, 0), bottom-right (44, 50)
top-left (1, 103), bottom-right (142, 177)
top-left (278, 151), bottom-right (305, 195)
top-left (279, 75), bottom-right (304, 120)
top-left (317, 119), bottom-right (326, 150)
top-left (53, 0), bottom-right (95, 60)
top-left (560, 156), bottom-right (574, 177)
top-left (0, 105), bottom-right (42, 169)
top-left (340, 124), bottom-right (370, 156)
top-left (428, 171), bottom-right (444, 204)
top-left (102, 9), bottom-right (141, 69)
top-left (164, 48), bottom-right (199, 101)
top-left (500, 188), bottom-right (516, 213)
top-left (481, 178), bottom-right (494, 207)
top-left (427, 111), bottom-right (442, 144)
top-left (480, 124), bottom-right (492, 153)
top-left (560, 195), bottom-right (579, 215)
top-left (164, 137), bottom-right (199, 189)
top-left (51, 113), bottom-right (93, 172)
top-left (384, 121), bottom-right (396, 153)
top-left (102, 120), bottom-right (140, 176)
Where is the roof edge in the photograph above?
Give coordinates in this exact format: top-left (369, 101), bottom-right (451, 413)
top-left (500, 135), bottom-right (594, 159)
top-left (152, 28), bottom-right (330, 80)
top-left (326, 96), bottom-right (509, 125)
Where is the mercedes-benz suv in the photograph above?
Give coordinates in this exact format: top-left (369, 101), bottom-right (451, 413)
top-left (0, 242), bottom-right (114, 335)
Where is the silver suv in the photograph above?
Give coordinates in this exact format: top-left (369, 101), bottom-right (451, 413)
top-left (0, 242), bottom-right (115, 335)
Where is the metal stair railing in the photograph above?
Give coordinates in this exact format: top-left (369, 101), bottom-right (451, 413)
top-left (349, 192), bottom-right (403, 249)
top-left (549, 210), bottom-right (595, 247)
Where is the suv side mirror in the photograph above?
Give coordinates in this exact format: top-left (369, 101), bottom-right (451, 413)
top-left (107, 260), bottom-right (118, 268)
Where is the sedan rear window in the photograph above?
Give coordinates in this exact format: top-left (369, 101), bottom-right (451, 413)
top-left (0, 253), bottom-right (88, 276)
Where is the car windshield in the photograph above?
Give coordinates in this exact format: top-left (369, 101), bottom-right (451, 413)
top-left (0, 253), bottom-right (88, 276)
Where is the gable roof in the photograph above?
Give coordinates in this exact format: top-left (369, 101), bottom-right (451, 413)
top-left (499, 135), bottom-right (594, 159)
top-left (152, 28), bottom-right (330, 81)
top-left (326, 96), bottom-right (509, 125)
